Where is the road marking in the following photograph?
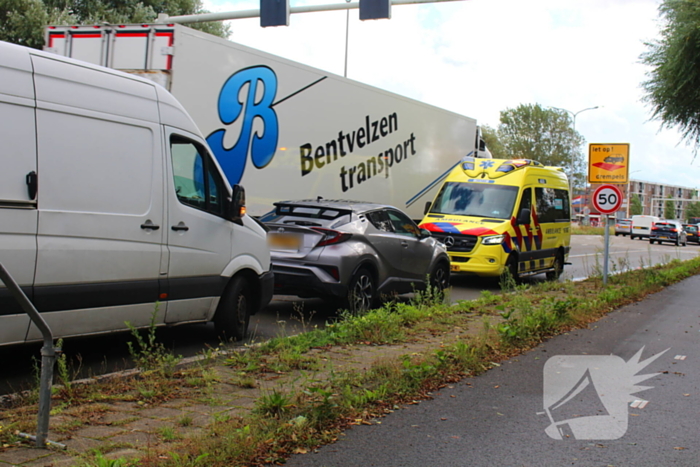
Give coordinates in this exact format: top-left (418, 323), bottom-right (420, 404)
top-left (569, 249), bottom-right (699, 258)
top-left (674, 355), bottom-right (687, 361)
top-left (630, 399), bottom-right (649, 409)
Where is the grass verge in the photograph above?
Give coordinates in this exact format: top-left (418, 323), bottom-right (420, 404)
top-left (2, 257), bottom-right (700, 466)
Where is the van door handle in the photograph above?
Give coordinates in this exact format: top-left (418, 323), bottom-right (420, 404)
top-left (140, 220), bottom-right (160, 230)
top-left (26, 171), bottom-right (38, 200)
top-left (171, 222), bottom-right (189, 232)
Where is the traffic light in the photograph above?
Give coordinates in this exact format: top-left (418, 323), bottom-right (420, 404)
top-left (260, 0), bottom-right (290, 27)
top-left (359, 0), bottom-right (391, 20)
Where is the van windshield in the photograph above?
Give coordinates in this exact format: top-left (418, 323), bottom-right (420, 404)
top-left (430, 182), bottom-right (519, 220)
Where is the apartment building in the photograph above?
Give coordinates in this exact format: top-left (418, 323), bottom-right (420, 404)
top-left (575, 180), bottom-right (698, 221)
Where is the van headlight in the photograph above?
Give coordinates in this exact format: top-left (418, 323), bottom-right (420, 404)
top-left (481, 234), bottom-right (505, 245)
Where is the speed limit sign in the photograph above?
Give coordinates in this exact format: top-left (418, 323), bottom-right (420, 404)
top-left (592, 184), bottom-right (623, 214)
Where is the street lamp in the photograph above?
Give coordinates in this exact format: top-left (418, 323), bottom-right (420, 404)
top-left (344, 0), bottom-right (351, 77)
top-left (548, 106), bottom-right (601, 188)
top-left (550, 106), bottom-right (602, 132)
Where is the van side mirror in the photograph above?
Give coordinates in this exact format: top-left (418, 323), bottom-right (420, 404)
top-left (424, 201), bottom-right (432, 215)
top-left (517, 208), bottom-right (531, 225)
top-left (229, 184), bottom-right (246, 225)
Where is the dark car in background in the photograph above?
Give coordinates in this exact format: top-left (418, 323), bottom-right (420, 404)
top-left (650, 220), bottom-right (687, 246)
top-left (683, 223), bottom-right (700, 244)
top-left (615, 218), bottom-right (632, 237)
top-left (261, 199), bottom-right (451, 313)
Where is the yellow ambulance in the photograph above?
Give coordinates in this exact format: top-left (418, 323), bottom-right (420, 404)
top-left (419, 158), bottom-right (572, 280)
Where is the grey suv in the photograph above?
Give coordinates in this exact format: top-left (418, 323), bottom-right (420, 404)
top-left (261, 199), bottom-right (450, 313)
top-left (649, 220), bottom-right (687, 246)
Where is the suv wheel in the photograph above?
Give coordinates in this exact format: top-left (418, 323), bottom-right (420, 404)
top-left (429, 261), bottom-right (450, 293)
top-left (345, 267), bottom-right (375, 314)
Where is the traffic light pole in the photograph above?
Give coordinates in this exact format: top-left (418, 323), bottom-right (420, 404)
top-left (157, 0), bottom-right (466, 25)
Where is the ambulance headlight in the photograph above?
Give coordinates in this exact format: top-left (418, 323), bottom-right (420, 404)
top-left (481, 235), bottom-right (505, 245)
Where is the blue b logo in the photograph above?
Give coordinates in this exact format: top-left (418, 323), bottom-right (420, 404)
top-left (206, 66), bottom-right (279, 186)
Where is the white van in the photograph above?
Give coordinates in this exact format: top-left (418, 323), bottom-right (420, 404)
top-left (0, 41), bottom-right (273, 346)
top-left (630, 215), bottom-right (660, 240)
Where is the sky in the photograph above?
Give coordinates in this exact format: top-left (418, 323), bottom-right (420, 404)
top-left (202, 0), bottom-right (700, 190)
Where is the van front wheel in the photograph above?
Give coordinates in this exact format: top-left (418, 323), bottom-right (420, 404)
top-left (215, 276), bottom-right (250, 341)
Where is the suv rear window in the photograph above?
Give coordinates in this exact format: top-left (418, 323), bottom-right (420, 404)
top-left (260, 203), bottom-right (353, 228)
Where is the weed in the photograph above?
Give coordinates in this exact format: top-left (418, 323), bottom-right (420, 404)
top-left (211, 412), bottom-right (231, 423)
top-left (125, 303), bottom-right (181, 376)
top-left (255, 390), bottom-right (293, 418)
top-left (80, 452), bottom-right (129, 467)
top-left (177, 415), bottom-right (193, 427)
top-left (158, 425), bottom-right (179, 441)
top-left (230, 374), bottom-right (257, 388)
top-left (498, 267), bottom-right (518, 292)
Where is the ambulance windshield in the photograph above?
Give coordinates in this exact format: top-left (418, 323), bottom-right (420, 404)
top-left (430, 182), bottom-right (519, 220)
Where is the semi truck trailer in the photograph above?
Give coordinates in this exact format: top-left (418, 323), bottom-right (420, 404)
top-left (45, 23), bottom-right (490, 219)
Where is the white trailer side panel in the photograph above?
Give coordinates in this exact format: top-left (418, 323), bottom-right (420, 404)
top-left (169, 27), bottom-right (477, 218)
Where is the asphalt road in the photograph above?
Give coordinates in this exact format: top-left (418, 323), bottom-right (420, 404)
top-left (1, 235), bottom-right (699, 396)
top-left (284, 274), bottom-right (700, 467)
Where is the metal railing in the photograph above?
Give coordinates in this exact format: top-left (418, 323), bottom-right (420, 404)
top-left (0, 263), bottom-right (64, 449)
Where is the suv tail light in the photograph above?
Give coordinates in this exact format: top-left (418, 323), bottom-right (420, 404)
top-left (311, 228), bottom-right (352, 247)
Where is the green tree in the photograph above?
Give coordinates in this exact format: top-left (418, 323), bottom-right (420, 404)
top-left (641, 0), bottom-right (700, 151)
top-left (664, 195), bottom-right (676, 219)
top-left (630, 193), bottom-right (643, 216)
top-left (685, 200), bottom-right (700, 220)
top-left (497, 103), bottom-right (585, 188)
top-left (480, 125), bottom-right (507, 159)
top-left (0, 0), bottom-right (230, 50)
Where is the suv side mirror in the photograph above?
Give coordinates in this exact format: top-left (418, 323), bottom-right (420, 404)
top-left (229, 184), bottom-right (246, 225)
top-left (419, 228), bottom-right (432, 239)
top-left (517, 208), bottom-right (531, 225)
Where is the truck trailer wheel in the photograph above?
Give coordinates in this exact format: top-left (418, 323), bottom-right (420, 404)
top-left (215, 276), bottom-right (250, 341)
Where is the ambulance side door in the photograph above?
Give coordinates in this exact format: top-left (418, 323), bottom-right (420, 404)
top-left (535, 186), bottom-right (571, 268)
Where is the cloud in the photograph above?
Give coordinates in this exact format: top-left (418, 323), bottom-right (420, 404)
top-left (202, 0), bottom-right (700, 190)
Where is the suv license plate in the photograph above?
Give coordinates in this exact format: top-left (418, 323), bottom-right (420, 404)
top-left (268, 233), bottom-right (301, 250)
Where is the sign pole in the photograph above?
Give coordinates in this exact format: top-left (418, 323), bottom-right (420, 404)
top-left (603, 214), bottom-right (610, 285)
top-left (591, 184), bottom-right (623, 286)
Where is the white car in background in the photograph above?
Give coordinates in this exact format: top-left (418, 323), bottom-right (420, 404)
top-left (614, 218), bottom-right (632, 237)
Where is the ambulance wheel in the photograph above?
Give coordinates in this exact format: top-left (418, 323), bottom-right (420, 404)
top-left (214, 276), bottom-right (250, 341)
top-left (503, 255), bottom-right (520, 283)
top-left (546, 252), bottom-right (564, 281)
